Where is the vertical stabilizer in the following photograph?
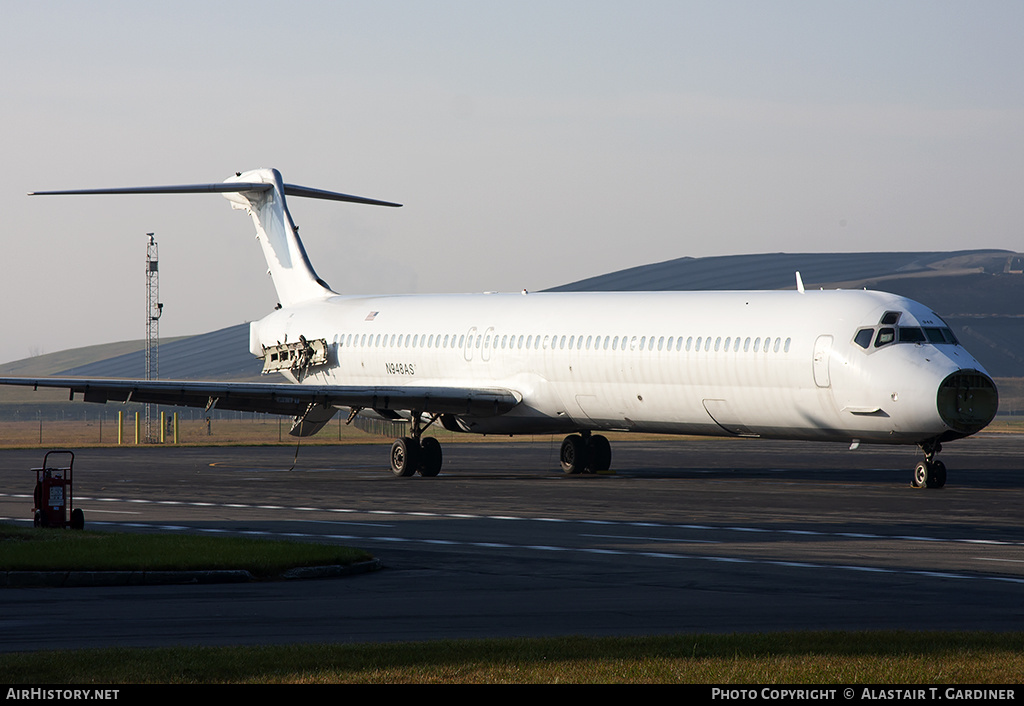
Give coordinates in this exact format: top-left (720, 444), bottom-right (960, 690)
top-left (224, 169), bottom-right (333, 306)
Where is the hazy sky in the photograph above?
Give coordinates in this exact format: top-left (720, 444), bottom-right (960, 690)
top-left (2, 1), bottom-right (1022, 364)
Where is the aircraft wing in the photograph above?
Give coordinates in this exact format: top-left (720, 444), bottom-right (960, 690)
top-left (0, 377), bottom-right (521, 434)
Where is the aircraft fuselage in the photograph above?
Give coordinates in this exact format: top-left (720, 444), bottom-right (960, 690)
top-left (252, 288), bottom-right (995, 446)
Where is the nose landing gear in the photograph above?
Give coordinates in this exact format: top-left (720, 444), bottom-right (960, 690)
top-left (913, 441), bottom-right (946, 489)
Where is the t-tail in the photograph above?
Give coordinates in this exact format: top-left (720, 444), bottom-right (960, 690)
top-left (30, 168), bottom-right (401, 307)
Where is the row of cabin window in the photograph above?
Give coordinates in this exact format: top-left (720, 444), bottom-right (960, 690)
top-left (342, 332), bottom-right (793, 354)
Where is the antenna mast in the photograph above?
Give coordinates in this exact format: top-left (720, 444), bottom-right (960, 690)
top-left (145, 233), bottom-right (163, 442)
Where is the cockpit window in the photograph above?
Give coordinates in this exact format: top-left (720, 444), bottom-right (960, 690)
top-left (898, 327), bottom-right (926, 343)
top-left (854, 329), bottom-right (874, 349)
top-left (924, 327), bottom-right (959, 345)
top-left (856, 320), bottom-right (959, 353)
top-left (874, 328), bottom-right (895, 347)
top-left (880, 311), bottom-right (901, 325)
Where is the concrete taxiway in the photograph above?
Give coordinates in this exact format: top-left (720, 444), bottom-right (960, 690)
top-left (0, 435), bottom-right (1022, 652)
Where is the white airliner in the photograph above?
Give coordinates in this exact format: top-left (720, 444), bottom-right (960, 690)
top-left (1, 168), bottom-right (998, 488)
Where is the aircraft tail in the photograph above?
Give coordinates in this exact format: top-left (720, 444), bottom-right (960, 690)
top-left (225, 169), bottom-right (332, 305)
top-left (30, 168), bottom-right (401, 307)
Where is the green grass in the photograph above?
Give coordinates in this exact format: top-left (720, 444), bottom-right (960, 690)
top-left (0, 523), bottom-right (371, 576)
top-left (3, 526), bottom-right (1021, 684)
top-left (2, 365), bottom-right (1020, 682)
top-left (1, 633), bottom-right (1022, 683)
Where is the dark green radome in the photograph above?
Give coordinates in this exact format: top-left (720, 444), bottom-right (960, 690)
top-left (937, 370), bottom-right (999, 437)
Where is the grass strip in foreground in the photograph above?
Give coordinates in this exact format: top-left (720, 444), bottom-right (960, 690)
top-left (1, 632), bottom-right (1023, 683)
top-left (0, 523), bottom-right (371, 577)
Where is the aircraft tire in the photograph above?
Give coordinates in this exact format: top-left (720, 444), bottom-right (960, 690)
top-left (71, 508), bottom-right (84, 530)
top-left (587, 434), bottom-right (612, 471)
top-left (912, 461), bottom-right (929, 488)
top-left (419, 437), bottom-right (442, 477)
top-left (926, 460), bottom-right (947, 489)
top-left (391, 437), bottom-right (419, 477)
top-left (560, 434), bottom-right (586, 474)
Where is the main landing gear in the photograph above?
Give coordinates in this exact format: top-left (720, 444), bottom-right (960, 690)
top-left (390, 413), bottom-right (443, 477)
top-left (560, 431), bottom-right (612, 474)
top-left (912, 440), bottom-right (946, 489)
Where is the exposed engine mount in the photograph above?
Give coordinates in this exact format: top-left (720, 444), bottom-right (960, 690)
top-left (261, 336), bottom-right (329, 378)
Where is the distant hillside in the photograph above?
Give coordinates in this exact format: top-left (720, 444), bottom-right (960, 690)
top-left (0, 340), bottom-right (153, 378)
top-left (0, 326), bottom-right (258, 382)
top-left (0, 325), bottom-right (260, 421)
top-left (549, 249), bottom-right (1019, 293)
top-left (55, 324), bottom-right (262, 381)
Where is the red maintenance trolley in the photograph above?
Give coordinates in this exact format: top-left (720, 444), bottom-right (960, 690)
top-left (32, 450), bottom-right (84, 529)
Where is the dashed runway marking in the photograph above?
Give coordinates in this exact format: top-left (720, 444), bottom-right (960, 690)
top-left (4, 492), bottom-right (1024, 586)
top-left (4, 491), bottom-right (1023, 547)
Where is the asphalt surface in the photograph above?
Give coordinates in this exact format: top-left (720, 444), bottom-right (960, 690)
top-left (1, 434), bottom-right (1022, 652)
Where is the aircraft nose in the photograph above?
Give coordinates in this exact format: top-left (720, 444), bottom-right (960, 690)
top-left (937, 370), bottom-right (998, 436)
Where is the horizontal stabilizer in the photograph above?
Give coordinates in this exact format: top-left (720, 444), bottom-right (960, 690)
top-left (30, 183), bottom-right (272, 196)
top-left (30, 182), bottom-right (402, 207)
top-left (29, 168), bottom-right (401, 306)
top-left (282, 184), bottom-right (401, 207)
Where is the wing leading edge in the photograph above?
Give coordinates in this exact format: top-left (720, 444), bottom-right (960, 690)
top-left (0, 377), bottom-right (521, 436)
